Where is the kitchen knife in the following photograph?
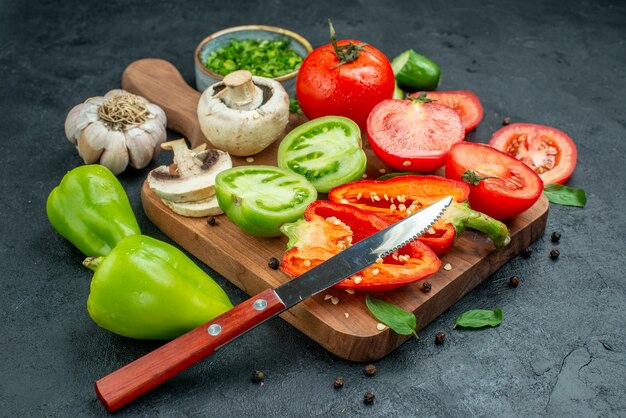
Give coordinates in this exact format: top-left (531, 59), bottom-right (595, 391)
top-left (95, 196), bottom-right (453, 412)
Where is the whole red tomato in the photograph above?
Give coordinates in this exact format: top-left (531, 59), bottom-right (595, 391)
top-left (296, 24), bottom-right (395, 129)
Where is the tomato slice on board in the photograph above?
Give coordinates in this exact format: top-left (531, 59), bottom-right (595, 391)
top-left (367, 98), bottom-right (465, 172)
top-left (280, 200), bottom-right (441, 291)
top-left (410, 90), bottom-right (483, 132)
top-left (489, 123), bottom-right (577, 184)
top-left (445, 142), bottom-right (543, 220)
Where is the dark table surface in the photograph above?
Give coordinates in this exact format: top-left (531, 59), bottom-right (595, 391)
top-left (2, 0), bottom-right (626, 416)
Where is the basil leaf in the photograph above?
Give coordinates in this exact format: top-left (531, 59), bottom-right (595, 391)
top-left (543, 184), bottom-right (587, 207)
top-left (455, 308), bottom-right (502, 329)
top-left (365, 294), bottom-right (418, 338)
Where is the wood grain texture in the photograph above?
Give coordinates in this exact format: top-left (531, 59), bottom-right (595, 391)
top-left (95, 288), bottom-right (285, 412)
top-left (125, 58), bottom-right (549, 362)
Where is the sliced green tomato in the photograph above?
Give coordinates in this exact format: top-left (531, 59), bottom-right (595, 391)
top-left (277, 116), bottom-right (367, 193)
top-left (215, 166), bottom-right (317, 237)
top-left (391, 49), bottom-right (441, 91)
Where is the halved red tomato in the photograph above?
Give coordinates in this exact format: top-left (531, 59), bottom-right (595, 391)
top-left (489, 123), bottom-right (577, 184)
top-left (445, 142), bottom-right (543, 220)
top-left (367, 98), bottom-right (464, 172)
top-left (409, 90), bottom-right (483, 132)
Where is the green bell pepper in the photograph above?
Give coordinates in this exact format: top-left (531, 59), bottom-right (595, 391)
top-left (47, 165), bottom-right (140, 256)
top-left (83, 234), bottom-right (233, 340)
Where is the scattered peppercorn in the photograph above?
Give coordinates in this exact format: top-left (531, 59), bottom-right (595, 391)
top-left (521, 247), bottom-right (533, 258)
top-left (502, 116), bottom-right (511, 125)
top-left (268, 257), bottom-right (280, 270)
top-left (363, 391), bottom-right (375, 404)
top-left (206, 216), bottom-right (217, 226)
top-left (421, 281), bottom-right (432, 293)
top-left (550, 248), bottom-right (560, 260)
top-left (551, 231), bottom-right (561, 243)
top-left (509, 276), bottom-right (520, 287)
top-left (364, 364), bottom-right (377, 377)
top-left (333, 377), bottom-right (344, 389)
top-left (251, 370), bottom-right (265, 383)
top-left (435, 331), bottom-right (446, 344)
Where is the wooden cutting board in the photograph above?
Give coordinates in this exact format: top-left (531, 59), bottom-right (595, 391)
top-left (123, 58), bottom-right (549, 362)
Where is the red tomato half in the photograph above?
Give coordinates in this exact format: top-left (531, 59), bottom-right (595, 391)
top-left (367, 99), bottom-right (465, 172)
top-left (445, 142), bottom-right (543, 220)
top-left (410, 90), bottom-right (484, 132)
top-left (296, 40), bottom-right (395, 130)
top-left (489, 123), bottom-right (577, 184)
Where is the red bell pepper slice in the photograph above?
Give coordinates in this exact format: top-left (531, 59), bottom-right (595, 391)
top-left (280, 200), bottom-right (441, 291)
top-left (328, 175), bottom-right (509, 255)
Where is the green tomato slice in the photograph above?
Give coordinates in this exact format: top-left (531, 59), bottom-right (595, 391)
top-left (277, 116), bottom-right (367, 193)
top-left (215, 166), bottom-right (317, 237)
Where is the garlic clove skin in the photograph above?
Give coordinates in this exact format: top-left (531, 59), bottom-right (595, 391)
top-left (147, 103), bottom-right (166, 127)
top-left (98, 130), bottom-right (129, 175)
top-left (76, 135), bottom-right (104, 164)
top-left (103, 89), bottom-right (127, 99)
top-left (64, 104), bottom-right (84, 145)
top-left (125, 127), bottom-right (155, 169)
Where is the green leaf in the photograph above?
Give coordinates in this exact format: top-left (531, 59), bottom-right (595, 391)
top-left (543, 184), bottom-right (587, 207)
top-left (455, 308), bottom-right (502, 329)
top-left (365, 294), bottom-right (418, 338)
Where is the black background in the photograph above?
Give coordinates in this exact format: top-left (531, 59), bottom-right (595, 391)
top-left (1, 0), bottom-right (625, 416)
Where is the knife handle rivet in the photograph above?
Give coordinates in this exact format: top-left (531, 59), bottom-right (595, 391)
top-left (253, 299), bottom-right (268, 311)
top-left (207, 324), bottom-right (222, 336)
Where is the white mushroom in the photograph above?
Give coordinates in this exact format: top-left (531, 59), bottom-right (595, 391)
top-left (147, 139), bottom-right (232, 203)
top-left (197, 70), bottom-right (290, 156)
top-left (161, 195), bottom-right (223, 218)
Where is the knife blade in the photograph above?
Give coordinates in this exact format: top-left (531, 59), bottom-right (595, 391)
top-left (95, 196), bottom-right (453, 412)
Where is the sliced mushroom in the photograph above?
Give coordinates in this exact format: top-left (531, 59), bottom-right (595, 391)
top-left (197, 70), bottom-right (289, 156)
top-left (147, 138), bottom-right (232, 203)
top-left (161, 195), bottom-right (223, 217)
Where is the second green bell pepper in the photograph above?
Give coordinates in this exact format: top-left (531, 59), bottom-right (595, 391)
top-left (47, 165), bottom-right (140, 257)
top-left (84, 234), bottom-right (233, 340)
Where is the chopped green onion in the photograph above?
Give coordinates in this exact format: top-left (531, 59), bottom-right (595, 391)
top-left (204, 38), bottom-right (303, 78)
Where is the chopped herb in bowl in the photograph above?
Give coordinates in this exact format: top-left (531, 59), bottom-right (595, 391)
top-left (203, 38), bottom-right (304, 78)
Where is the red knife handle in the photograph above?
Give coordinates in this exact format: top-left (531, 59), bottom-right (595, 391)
top-left (95, 288), bottom-right (286, 412)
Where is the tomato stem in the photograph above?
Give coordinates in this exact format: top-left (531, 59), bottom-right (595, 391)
top-left (407, 92), bottom-right (435, 104)
top-left (461, 170), bottom-right (498, 186)
top-left (328, 19), bottom-right (369, 68)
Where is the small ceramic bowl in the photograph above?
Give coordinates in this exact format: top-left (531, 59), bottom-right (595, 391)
top-left (194, 25), bottom-right (313, 95)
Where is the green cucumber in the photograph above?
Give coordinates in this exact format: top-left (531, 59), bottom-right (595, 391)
top-left (391, 49), bottom-right (441, 91)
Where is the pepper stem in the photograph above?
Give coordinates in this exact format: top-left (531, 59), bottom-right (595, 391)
top-left (83, 256), bottom-right (104, 272)
top-left (443, 202), bottom-right (510, 248)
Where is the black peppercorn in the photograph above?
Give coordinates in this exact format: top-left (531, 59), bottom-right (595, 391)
top-left (521, 247), bottom-right (533, 258)
top-left (268, 257), bottom-right (280, 270)
top-left (550, 248), bottom-right (560, 259)
top-left (251, 370), bottom-right (265, 383)
top-left (363, 391), bottom-right (375, 404)
top-left (509, 276), bottom-right (520, 287)
top-left (502, 117), bottom-right (512, 126)
top-left (551, 231), bottom-right (561, 243)
top-left (421, 281), bottom-right (432, 293)
top-left (206, 216), bottom-right (217, 226)
top-left (435, 332), bottom-right (446, 344)
top-left (333, 377), bottom-right (344, 389)
top-left (364, 364), bottom-right (377, 377)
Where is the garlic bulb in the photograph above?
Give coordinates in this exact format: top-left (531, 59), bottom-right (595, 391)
top-left (64, 89), bottom-right (167, 174)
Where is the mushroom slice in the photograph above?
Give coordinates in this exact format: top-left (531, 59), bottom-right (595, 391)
top-left (148, 139), bottom-right (232, 203)
top-left (161, 195), bottom-right (223, 217)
